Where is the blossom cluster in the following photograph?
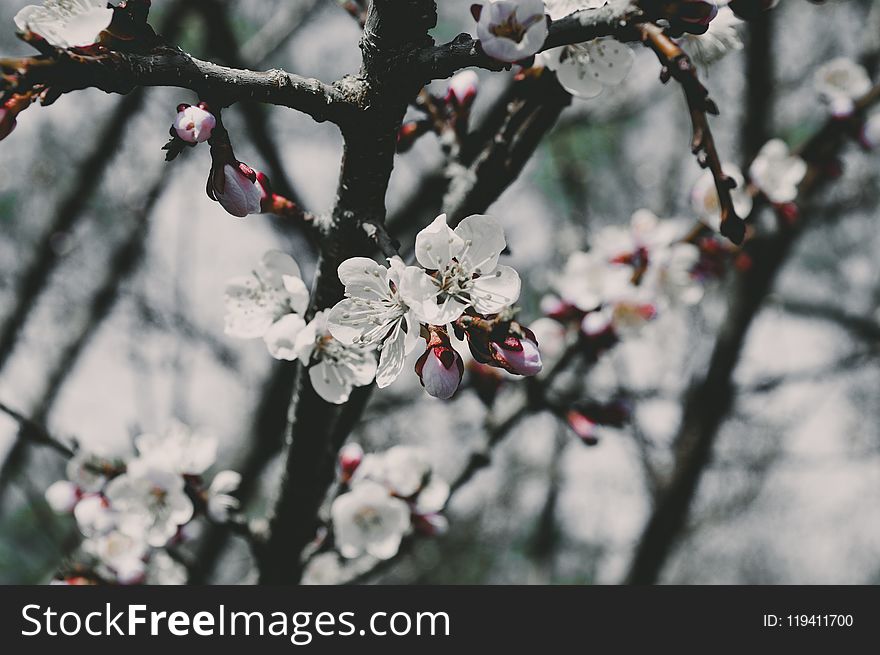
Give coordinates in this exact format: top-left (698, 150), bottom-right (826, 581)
top-left (224, 214), bottom-right (541, 404)
top-left (44, 422), bottom-right (241, 585)
top-left (329, 444), bottom-right (449, 561)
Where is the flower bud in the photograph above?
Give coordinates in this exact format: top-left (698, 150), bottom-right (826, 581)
top-left (0, 93), bottom-right (34, 142)
top-left (445, 70), bottom-right (479, 109)
top-left (489, 329), bottom-right (543, 376)
top-left (566, 410), bottom-right (599, 446)
top-left (415, 341), bottom-right (464, 400)
top-left (338, 442), bottom-right (364, 482)
top-left (207, 161), bottom-right (263, 218)
top-left (173, 102), bottom-right (216, 144)
top-left (45, 480), bottom-right (80, 513)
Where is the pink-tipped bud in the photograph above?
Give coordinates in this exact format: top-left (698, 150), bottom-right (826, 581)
top-left (489, 330), bottom-right (543, 376)
top-left (414, 512), bottom-right (449, 536)
top-left (416, 342), bottom-right (464, 400)
top-left (45, 480), bottom-right (80, 513)
top-left (446, 70), bottom-right (479, 109)
top-left (338, 443), bottom-right (364, 482)
top-left (676, 1), bottom-right (719, 31)
top-left (207, 162), bottom-right (263, 218)
top-left (173, 102), bottom-right (216, 144)
top-left (0, 93), bottom-right (33, 142)
top-left (566, 410), bottom-right (599, 446)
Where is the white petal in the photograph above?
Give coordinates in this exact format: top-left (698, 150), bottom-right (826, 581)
top-left (471, 264), bottom-right (521, 314)
top-left (455, 214), bottom-right (506, 274)
top-left (264, 313), bottom-right (307, 361)
top-left (309, 361), bottom-right (353, 404)
top-left (210, 470), bottom-right (242, 495)
top-left (375, 323), bottom-right (407, 389)
top-left (415, 214), bottom-right (462, 271)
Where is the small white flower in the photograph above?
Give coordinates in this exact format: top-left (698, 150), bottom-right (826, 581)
top-left (73, 493), bottom-right (115, 537)
top-left (748, 139), bottom-right (807, 203)
top-left (327, 257), bottom-right (434, 388)
top-left (65, 450), bottom-right (109, 493)
top-left (690, 163), bottom-right (754, 232)
top-left (206, 470), bottom-right (242, 523)
top-left (331, 481), bottom-right (411, 560)
top-left (145, 551), bottom-right (188, 585)
top-left (104, 462), bottom-right (194, 548)
top-left (14, 0), bottom-right (113, 49)
top-left (475, 0), bottom-right (549, 63)
top-left (814, 57), bottom-right (872, 117)
top-left (553, 250), bottom-right (631, 312)
top-left (173, 104), bottom-right (216, 144)
top-left (644, 242), bottom-right (704, 307)
top-left (45, 480), bottom-right (79, 513)
top-left (224, 250), bottom-right (310, 353)
top-left (681, 6), bottom-right (743, 65)
top-left (413, 476), bottom-right (450, 515)
top-left (134, 421), bottom-right (217, 476)
top-left (353, 446), bottom-right (431, 498)
top-left (292, 310), bottom-right (378, 404)
top-left (539, 39), bottom-right (633, 99)
top-left (84, 530), bottom-right (147, 584)
top-left (413, 214), bottom-right (521, 325)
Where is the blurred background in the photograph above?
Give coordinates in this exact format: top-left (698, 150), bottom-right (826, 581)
top-left (0, 0), bottom-right (879, 584)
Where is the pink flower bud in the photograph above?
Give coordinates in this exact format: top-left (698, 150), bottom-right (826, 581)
top-left (173, 102), bottom-right (216, 144)
top-left (677, 1), bottom-right (719, 31)
top-left (489, 330), bottom-right (543, 376)
top-left (446, 70), bottom-right (479, 108)
top-left (338, 442), bottom-right (364, 482)
top-left (566, 410), bottom-right (599, 446)
top-left (415, 343), bottom-right (464, 400)
top-left (207, 162), bottom-right (263, 218)
top-left (414, 512), bottom-right (449, 536)
top-left (45, 480), bottom-right (80, 513)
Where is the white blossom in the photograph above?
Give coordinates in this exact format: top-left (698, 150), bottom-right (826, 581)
top-left (66, 450), bottom-right (110, 493)
top-left (224, 251), bottom-right (309, 355)
top-left (331, 481), bottom-right (411, 560)
top-left (206, 470), bottom-right (241, 523)
top-left (45, 479), bottom-right (79, 513)
top-left (475, 0), bottom-right (548, 63)
top-left (14, 0), bottom-right (113, 49)
top-left (327, 257), bottom-right (433, 388)
top-left (133, 420), bottom-right (217, 476)
top-left (690, 163), bottom-right (754, 232)
top-left (413, 214), bottom-right (521, 325)
top-left (814, 57), bottom-right (872, 117)
top-left (643, 242), bottom-right (704, 307)
top-left (104, 461), bottom-right (194, 548)
top-left (73, 493), bottom-right (115, 537)
top-left (84, 530), bottom-right (147, 584)
top-left (553, 250), bottom-right (631, 312)
top-left (144, 551), bottom-right (188, 585)
top-left (681, 6), bottom-right (743, 65)
top-left (748, 139), bottom-right (807, 203)
top-left (353, 446), bottom-right (431, 498)
top-left (292, 310), bottom-right (378, 404)
top-left (539, 39), bottom-right (633, 99)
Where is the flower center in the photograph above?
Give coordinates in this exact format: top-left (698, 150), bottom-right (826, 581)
top-left (489, 11), bottom-right (543, 44)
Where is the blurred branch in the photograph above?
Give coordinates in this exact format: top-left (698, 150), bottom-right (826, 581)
top-left (0, 401), bottom-right (75, 459)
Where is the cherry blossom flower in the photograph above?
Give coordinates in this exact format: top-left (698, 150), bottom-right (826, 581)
top-left (327, 257), bottom-right (434, 388)
top-left (45, 480), bottom-right (80, 513)
top-left (681, 5), bottom-right (743, 64)
top-left (104, 460), bottom-right (194, 548)
top-left (415, 338), bottom-right (465, 399)
top-left (173, 103), bottom-right (216, 144)
top-left (352, 446), bottom-right (431, 498)
top-left (413, 214), bottom-right (521, 325)
top-left (474, 0), bottom-right (549, 63)
top-left (553, 250), bottom-right (631, 312)
top-left (748, 139), bottom-right (807, 203)
top-left (66, 450), bottom-right (111, 493)
top-left (73, 493), bottom-right (114, 537)
top-left (133, 421), bottom-right (217, 476)
top-left (84, 530), bottom-right (148, 584)
top-left (814, 57), bottom-right (872, 117)
top-left (206, 470), bottom-right (241, 523)
top-left (207, 161), bottom-right (266, 217)
top-left (224, 250), bottom-right (309, 355)
top-left (330, 480), bottom-right (411, 560)
top-left (691, 163), bottom-right (754, 232)
top-left (14, 0), bottom-right (113, 49)
top-left (644, 242), bottom-right (704, 306)
top-left (292, 310), bottom-right (378, 404)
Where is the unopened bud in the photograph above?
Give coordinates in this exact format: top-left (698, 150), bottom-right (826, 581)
top-left (489, 329), bottom-right (543, 376)
top-left (566, 410), bottom-right (599, 446)
top-left (45, 480), bottom-right (80, 513)
top-left (207, 162), bottom-right (263, 218)
top-left (415, 341), bottom-right (464, 400)
top-left (445, 70), bottom-right (479, 109)
top-left (338, 443), bottom-right (364, 482)
top-left (173, 102), bottom-right (216, 144)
